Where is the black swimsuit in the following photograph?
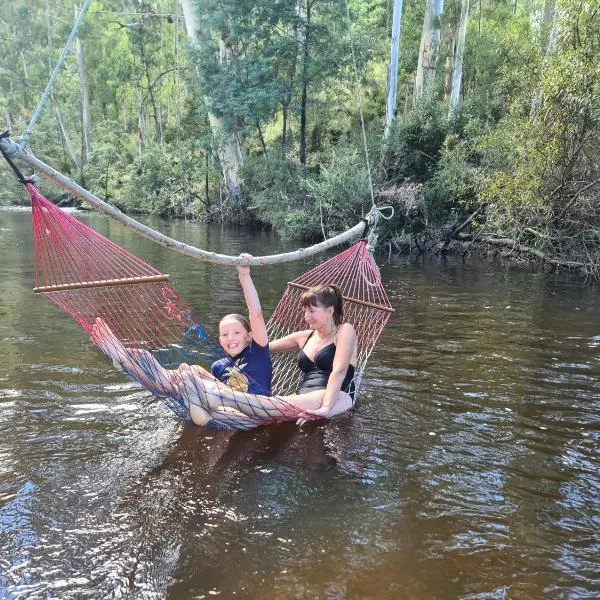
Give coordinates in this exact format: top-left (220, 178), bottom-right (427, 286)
top-left (297, 332), bottom-right (356, 400)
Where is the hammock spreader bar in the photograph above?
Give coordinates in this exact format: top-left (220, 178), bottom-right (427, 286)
top-left (0, 134), bottom-right (376, 267)
top-left (34, 274), bottom-right (171, 294)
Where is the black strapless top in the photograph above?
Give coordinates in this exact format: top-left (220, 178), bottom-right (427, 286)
top-left (297, 341), bottom-right (355, 398)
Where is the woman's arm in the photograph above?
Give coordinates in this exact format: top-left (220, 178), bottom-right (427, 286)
top-left (313, 323), bottom-right (357, 414)
top-left (237, 254), bottom-right (268, 347)
top-left (268, 330), bottom-right (311, 354)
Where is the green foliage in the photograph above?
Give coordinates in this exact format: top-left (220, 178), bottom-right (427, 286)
top-left (474, 0), bottom-right (600, 258)
top-left (384, 100), bottom-right (451, 182)
top-left (422, 134), bottom-right (479, 224)
top-left (80, 122), bottom-right (137, 203)
top-left (304, 149), bottom-right (373, 232)
top-left (243, 146), bottom-right (372, 239)
top-left (242, 153), bottom-right (314, 238)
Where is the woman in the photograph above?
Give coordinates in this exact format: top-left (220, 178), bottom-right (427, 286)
top-left (272, 284), bottom-right (357, 417)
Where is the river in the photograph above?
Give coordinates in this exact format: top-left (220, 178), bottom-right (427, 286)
top-left (0, 206), bottom-right (598, 599)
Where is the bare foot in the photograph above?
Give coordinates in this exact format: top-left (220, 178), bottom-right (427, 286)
top-left (189, 401), bottom-right (213, 426)
top-left (188, 364), bottom-right (215, 381)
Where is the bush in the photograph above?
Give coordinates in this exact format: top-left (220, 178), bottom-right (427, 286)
top-left (422, 135), bottom-right (480, 225)
top-left (384, 99), bottom-right (451, 182)
top-left (243, 147), bottom-right (373, 240)
top-left (242, 153), bottom-right (311, 237)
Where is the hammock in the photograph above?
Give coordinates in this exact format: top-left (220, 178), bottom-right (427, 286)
top-left (25, 183), bottom-right (393, 430)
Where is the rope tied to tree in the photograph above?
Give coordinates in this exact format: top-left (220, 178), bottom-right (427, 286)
top-left (0, 131), bottom-right (34, 185)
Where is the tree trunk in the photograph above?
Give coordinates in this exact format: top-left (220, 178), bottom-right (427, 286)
top-left (541, 0), bottom-right (556, 52)
top-left (299, 0), bottom-right (311, 167)
top-left (383, 0), bottom-right (404, 139)
top-left (173, 0), bottom-right (182, 165)
top-left (136, 85), bottom-right (146, 155)
top-left (256, 121), bottom-right (268, 156)
top-left (4, 111), bottom-right (13, 130)
top-left (180, 0), bottom-right (243, 201)
top-left (52, 95), bottom-right (81, 169)
top-left (448, 0), bottom-right (469, 115)
top-left (530, 0), bottom-right (556, 116)
top-left (137, 31), bottom-right (163, 145)
top-left (414, 0), bottom-right (444, 102)
top-left (77, 28), bottom-right (92, 164)
top-left (282, 19), bottom-right (299, 153)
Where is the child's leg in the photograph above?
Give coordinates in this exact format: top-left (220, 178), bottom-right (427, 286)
top-left (212, 406), bottom-right (260, 431)
top-left (91, 317), bottom-right (176, 396)
top-left (175, 368), bottom-right (289, 420)
top-left (279, 390), bottom-right (354, 418)
top-left (176, 372), bottom-right (261, 430)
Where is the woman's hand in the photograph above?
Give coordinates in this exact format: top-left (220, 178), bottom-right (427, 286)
top-left (295, 405), bottom-right (331, 425)
top-left (307, 405), bottom-right (332, 418)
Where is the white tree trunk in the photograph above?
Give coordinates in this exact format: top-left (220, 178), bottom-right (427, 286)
top-left (530, 0), bottom-right (557, 115)
top-left (77, 34), bottom-right (92, 164)
top-left (52, 96), bottom-right (81, 169)
top-left (542, 0), bottom-right (556, 52)
top-left (448, 0), bottom-right (470, 115)
top-left (383, 0), bottom-right (404, 139)
top-left (414, 0), bottom-right (445, 102)
top-left (180, 0), bottom-right (243, 200)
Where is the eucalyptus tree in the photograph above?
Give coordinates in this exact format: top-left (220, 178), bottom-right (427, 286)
top-left (383, 0), bottom-right (405, 139)
top-left (448, 0), bottom-right (469, 114)
top-left (414, 0), bottom-right (444, 102)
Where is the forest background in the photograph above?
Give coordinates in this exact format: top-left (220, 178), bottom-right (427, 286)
top-left (1, 0), bottom-right (599, 273)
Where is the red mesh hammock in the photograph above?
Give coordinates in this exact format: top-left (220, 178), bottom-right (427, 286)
top-left (28, 183), bottom-right (393, 430)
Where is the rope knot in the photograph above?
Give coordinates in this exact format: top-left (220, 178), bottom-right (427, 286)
top-left (363, 204), bottom-right (395, 251)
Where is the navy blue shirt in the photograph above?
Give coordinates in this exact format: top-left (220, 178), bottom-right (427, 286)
top-left (211, 339), bottom-right (272, 396)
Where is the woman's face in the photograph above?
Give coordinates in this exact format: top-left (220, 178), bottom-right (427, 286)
top-left (219, 318), bottom-right (252, 357)
top-left (303, 303), bottom-right (334, 330)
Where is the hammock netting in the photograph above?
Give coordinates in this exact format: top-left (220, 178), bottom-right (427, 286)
top-left (28, 183), bottom-right (393, 430)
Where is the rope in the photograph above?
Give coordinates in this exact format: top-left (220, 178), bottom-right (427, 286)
top-left (344, 0), bottom-right (376, 208)
top-left (21, 0), bottom-right (94, 147)
top-left (0, 131), bottom-right (33, 184)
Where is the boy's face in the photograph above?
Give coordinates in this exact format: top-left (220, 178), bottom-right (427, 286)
top-left (219, 318), bottom-right (252, 357)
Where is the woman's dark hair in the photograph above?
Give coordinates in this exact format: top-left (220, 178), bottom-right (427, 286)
top-left (299, 285), bottom-right (344, 326)
top-left (219, 313), bottom-right (251, 332)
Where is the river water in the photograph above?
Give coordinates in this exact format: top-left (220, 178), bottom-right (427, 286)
top-left (0, 206), bottom-right (598, 599)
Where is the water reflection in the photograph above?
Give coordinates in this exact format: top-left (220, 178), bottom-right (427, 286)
top-left (0, 207), bottom-right (599, 598)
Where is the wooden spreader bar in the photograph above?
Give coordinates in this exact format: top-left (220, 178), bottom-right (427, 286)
top-left (34, 274), bottom-right (170, 293)
top-left (287, 282), bottom-right (395, 313)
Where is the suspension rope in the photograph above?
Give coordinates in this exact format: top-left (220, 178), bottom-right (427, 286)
top-left (344, 0), bottom-right (376, 208)
top-left (21, 0), bottom-right (94, 147)
top-left (0, 135), bottom-right (390, 267)
top-left (0, 131), bottom-right (33, 184)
